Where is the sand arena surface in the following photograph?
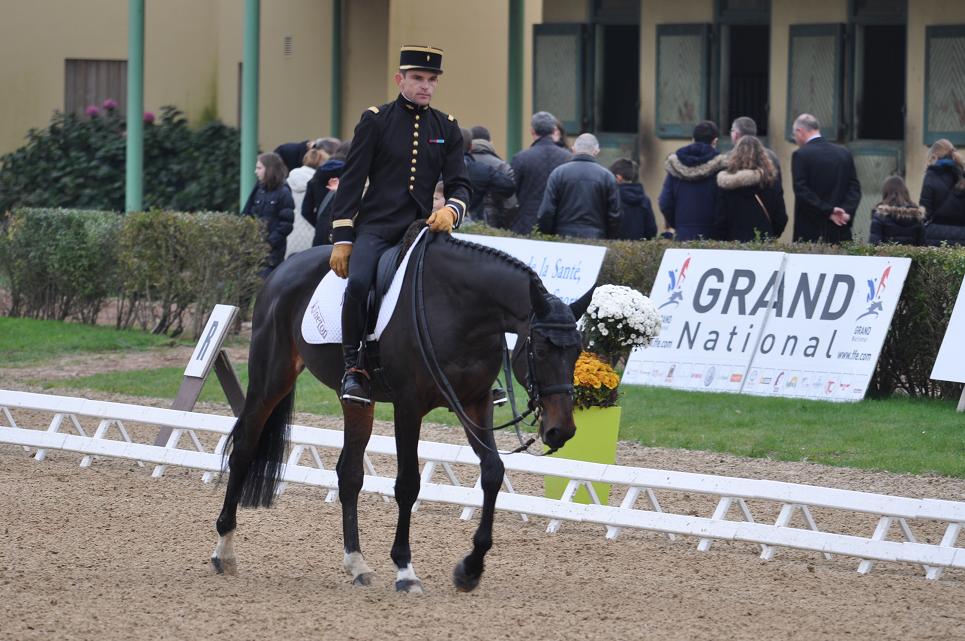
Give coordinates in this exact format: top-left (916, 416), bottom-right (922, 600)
top-left (1, 351), bottom-right (965, 640)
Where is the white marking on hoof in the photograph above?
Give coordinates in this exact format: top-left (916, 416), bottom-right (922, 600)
top-left (395, 563), bottom-right (424, 594)
top-left (211, 532), bottom-right (237, 575)
top-left (343, 551), bottom-right (375, 585)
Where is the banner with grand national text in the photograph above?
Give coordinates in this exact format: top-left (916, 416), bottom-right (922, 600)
top-left (622, 249), bottom-right (911, 402)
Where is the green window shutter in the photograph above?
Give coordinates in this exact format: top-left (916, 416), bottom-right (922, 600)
top-left (786, 24), bottom-right (844, 141)
top-left (656, 24), bottom-right (710, 139)
top-left (533, 23), bottom-right (588, 134)
top-left (924, 25), bottom-right (965, 145)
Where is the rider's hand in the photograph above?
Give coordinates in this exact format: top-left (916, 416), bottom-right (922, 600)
top-left (427, 206), bottom-right (457, 233)
top-left (330, 243), bottom-right (352, 278)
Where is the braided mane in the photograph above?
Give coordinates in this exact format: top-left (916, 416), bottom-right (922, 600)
top-left (443, 234), bottom-right (550, 298)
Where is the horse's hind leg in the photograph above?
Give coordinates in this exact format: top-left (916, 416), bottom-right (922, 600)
top-left (453, 396), bottom-right (504, 593)
top-left (389, 403), bottom-right (426, 594)
top-left (211, 337), bottom-right (300, 575)
top-left (338, 401), bottom-right (377, 586)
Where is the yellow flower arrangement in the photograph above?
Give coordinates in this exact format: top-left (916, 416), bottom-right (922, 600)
top-left (573, 351), bottom-right (620, 409)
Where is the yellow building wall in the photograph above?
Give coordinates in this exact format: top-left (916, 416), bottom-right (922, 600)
top-left (343, 0), bottom-right (389, 140)
top-left (638, 0), bottom-right (715, 232)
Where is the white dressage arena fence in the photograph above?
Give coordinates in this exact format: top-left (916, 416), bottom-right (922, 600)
top-left (1, 389), bottom-right (963, 581)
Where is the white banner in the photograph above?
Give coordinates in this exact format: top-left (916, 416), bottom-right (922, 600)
top-left (623, 249), bottom-right (911, 402)
top-left (930, 275), bottom-right (965, 384)
top-left (742, 254), bottom-right (910, 401)
top-left (454, 233), bottom-right (605, 304)
top-left (622, 249), bottom-right (786, 392)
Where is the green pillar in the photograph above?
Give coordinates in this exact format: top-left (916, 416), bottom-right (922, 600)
top-left (331, 0), bottom-right (343, 138)
top-left (125, 0), bottom-right (144, 212)
top-left (506, 0), bottom-right (524, 158)
top-left (240, 0), bottom-right (260, 210)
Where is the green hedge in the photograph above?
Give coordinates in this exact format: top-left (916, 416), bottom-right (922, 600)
top-left (0, 208), bottom-right (265, 337)
top-left (459, 223), bottom-right (965, 400)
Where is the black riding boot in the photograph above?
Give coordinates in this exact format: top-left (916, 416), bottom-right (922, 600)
top-left (341, 344), bottom-right (371, 405)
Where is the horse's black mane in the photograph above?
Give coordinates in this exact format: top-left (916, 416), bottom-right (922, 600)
top-left (442, 233), bottom-right (550, 299)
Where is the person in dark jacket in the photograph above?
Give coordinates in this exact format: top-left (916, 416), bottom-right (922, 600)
top-left (715, 136), bottom-right (787, 242)
top-left (790, 113), bottom-right (861, 243)
top-left (609, 158), bottom-right (656, 240)
top-left (730, 116), bottom-right (782, 197)
top-left (658, 121), bottom-right (727, 240)
top-left (537, 133), bottom-right (620, 239)
top-left (274, 140), bottom-right (311, 172)
top-left (242, 152), bottom-right (295, 277)
top-left (467, 127), bottom-right (516, 227)
top-left (920, 138), bottom-right (965, 224)
top-left (869, 176), bottom-right (924, 245)
top-left (302, 158), bottom-right (346, 246)
top-left (509, 111), bottom-right (572, 234)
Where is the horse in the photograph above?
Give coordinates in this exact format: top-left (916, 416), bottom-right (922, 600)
top-left (210, 225), bottom-right (589, 593)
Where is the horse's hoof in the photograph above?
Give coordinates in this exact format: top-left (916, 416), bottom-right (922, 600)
top-left (211, 556), bottom-right (237, 576)
top-left (395, 578), bottom-right (425, 594)
top-left (352, 572), bottom-right (376, 586)
top-left (452, 559), bottom-right (482, 593)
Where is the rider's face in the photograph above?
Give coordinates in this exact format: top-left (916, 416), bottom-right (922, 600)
top-left (395, 70), bottom-right (438, 106)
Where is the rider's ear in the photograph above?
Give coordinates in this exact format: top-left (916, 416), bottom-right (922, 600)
top-left (569, 286), bottom-right (595, 320)
top-left (529, 279), bottom-right (552, 317)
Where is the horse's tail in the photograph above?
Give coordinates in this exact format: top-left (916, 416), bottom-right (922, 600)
top-left (224, 386), bottom-right (295, 509)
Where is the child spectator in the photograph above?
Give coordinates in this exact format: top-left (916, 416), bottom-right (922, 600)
top-left (609, 158), bottom-right (656, 240)
top-left (432, 181), bottom-right (446, 213)
top-left (242, 152), bottom-right (294, 277)
top-left (869, 175), bottom-right (924, 245)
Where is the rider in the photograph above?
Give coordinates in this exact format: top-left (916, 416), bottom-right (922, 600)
top-left (329, 45), bottom-right (471, 405)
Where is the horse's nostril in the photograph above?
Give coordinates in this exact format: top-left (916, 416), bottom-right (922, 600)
top-left (544, 427), bottom-right (563, 448)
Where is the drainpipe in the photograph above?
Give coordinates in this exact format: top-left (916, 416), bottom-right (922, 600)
top-left (240, 0), bottom-right (260, 211)
top-left (506, 0), bottom-right (524, 157)
top-left (331, 0), bottom-right (343, 138)
top-left (125, 0), bottom-right (144, 212)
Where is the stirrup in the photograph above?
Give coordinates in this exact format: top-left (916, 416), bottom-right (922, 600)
top-left (492, 387), bottom-right (508, 406)
top-left (341, 368), bottom-right (372, 406)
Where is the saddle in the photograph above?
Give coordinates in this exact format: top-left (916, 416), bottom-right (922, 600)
top-left (301, 224), bottom-right (427, 346)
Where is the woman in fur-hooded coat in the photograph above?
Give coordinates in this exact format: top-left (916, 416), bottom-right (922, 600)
top-left (869, 175), bottom-right (924, 245)
top-left (658, 142), bottom-right (727, 240)
top-left (714, 136), bottom-right (787, 242)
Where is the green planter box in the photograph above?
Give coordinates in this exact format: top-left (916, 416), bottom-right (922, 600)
top-left (544, 405), bottom-right (621, 505)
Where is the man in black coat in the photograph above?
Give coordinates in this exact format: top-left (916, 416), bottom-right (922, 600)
top-left (790, 114), bottom-right (862, 243)
top-left (466, 126), bottom-right (516, 227)
top-left (537, 133), bottom-right (620, 239)
top-left (329, 45), bottom-right (471, 405)
top-left (509, 111), bottom-right (572, 234)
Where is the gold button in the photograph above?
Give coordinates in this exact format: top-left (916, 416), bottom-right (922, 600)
top-left (411, 158), bottom-right (417, 164)
top-left (409, 185), bottom-right (414, 191)
top-left (413, 131), bottom-right (419, 138)
top-left (413, 149), bottom-right (418, 155)
top-left (410, 176), bottom-right (415, 181)
top-left (415, 114), bottom-right (420, 121)
top-left (413, 141), bottom-right (418, 147)
top-left (410, 167), bottom-right (416, 173)
top-left (414, 123), bottom-right (420, 129)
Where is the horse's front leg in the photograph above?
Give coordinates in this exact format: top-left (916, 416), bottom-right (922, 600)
top-left (453, 396), bottom-right (504, 592)
top-left (390, 402), bottom-right (425, 593)
top-left (338, 401), bottom-right (377, 586)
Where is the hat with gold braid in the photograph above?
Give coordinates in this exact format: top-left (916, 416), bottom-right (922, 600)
top-left (399, 45), bottom-right (443, 74)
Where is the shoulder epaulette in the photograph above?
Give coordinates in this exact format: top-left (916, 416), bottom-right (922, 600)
top-left (367, 106), bottom-right (379, 114)
top-left (448, 114), bottom-right (455, 121)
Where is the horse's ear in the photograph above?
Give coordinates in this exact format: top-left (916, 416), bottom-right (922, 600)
top-left (569, 286), bottom-right (595, 320)
top-left (529, 279), bottom-right (551, 317)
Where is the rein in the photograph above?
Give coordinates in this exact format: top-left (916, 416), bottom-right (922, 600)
top-left (410, 233), bottom-right (572, 456)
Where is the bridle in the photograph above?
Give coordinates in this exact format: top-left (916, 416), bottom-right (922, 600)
top-left (411, 233), bottom-right (575, 456)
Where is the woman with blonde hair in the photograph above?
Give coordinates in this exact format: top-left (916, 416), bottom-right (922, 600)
top-left (714, 135), bottom-right (787, 241)
top-left (920, 139), bottom-right (965, 245)
top-left (869, 175), bottom-right (923, 245)
top-left (285, 146), bottom-right (329, 258)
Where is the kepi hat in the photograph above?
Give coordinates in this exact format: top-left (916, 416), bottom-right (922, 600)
top-left (399, 45), bottom-right (443, 74)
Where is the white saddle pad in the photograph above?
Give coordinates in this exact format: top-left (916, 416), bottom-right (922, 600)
top-left (301, 228), bottom-right (428, 344)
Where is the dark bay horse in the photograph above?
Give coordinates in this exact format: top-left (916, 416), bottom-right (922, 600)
top-left (211, 228), bottom-right (588, 593)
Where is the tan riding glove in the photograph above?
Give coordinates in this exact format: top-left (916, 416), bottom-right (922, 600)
top-left (330, 243), bottom-right (352, 278)
top-left (426, 206), bottom-right (458, 233)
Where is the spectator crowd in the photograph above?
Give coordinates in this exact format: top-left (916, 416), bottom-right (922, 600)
top-left (251, 107), bottom-right (965, 275)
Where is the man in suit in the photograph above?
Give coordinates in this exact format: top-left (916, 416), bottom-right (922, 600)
top-left (329, 45), bottom-right (471, 404)
top-left (790, 114), bottom-right (862, 243)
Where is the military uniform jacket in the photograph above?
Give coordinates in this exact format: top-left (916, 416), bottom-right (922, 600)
top-left (331, 94), bottom-right (472, 244)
